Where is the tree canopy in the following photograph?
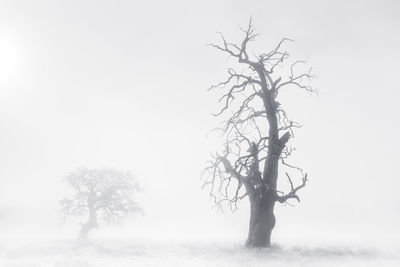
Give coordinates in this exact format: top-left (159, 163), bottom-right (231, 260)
top-left (60, 167), bottom-right (142, 238)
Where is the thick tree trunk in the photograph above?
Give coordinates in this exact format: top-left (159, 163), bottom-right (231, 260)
top-left (79, 207), bottom-right (98, 239)
top-left (245, 193), bottom-right (276, 248)
top-left (243, 89), bottom-right (285, 248)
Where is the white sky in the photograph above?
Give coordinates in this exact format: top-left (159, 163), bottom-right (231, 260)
top-left (0, 0), bottom-right (400, 242)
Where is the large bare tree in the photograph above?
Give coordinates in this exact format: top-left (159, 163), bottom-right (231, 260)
top-left (202, 20), bottom-right (315, 248)
top-left (60, 167), bottom-right (142, 239)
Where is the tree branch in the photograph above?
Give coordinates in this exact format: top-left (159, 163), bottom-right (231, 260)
top-left (276, 173), bottom-right (307, 203)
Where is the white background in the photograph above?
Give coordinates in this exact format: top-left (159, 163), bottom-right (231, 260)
top-left (0, 0), bottom-right (399, 244)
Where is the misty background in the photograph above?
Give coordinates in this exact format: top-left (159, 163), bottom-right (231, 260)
top-left (0, 0), bottom-right (399, 244)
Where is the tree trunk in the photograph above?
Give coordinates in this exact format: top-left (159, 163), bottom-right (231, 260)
top-left (79, 207), bottom-right (98, 239)
top-left (245, 192), bottom-right (276, 248)
top-left (244, 93), bottom-right (284, 248)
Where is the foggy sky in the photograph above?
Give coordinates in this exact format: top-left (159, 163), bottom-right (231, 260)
top-left (1, 0), bottom-right (400, 242)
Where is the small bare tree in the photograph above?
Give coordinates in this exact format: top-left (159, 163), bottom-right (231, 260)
top-left (202, 20), bottom-right (315, 248)
top-left (60, 167), bottom-right (142, 239)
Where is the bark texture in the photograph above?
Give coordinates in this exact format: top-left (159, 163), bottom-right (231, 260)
top-left (246, 194), bottom-right (276, 247)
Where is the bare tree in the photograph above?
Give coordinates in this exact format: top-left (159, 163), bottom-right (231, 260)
top-left (60, 167), bottom-right (142, 239)
top-left (202, 19), bottom-right (315, 248)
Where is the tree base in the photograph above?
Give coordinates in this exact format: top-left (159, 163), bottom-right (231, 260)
top-left (246, 196), bottom-right (275, 248)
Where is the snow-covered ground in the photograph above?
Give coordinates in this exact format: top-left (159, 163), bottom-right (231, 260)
top-left (1, 238), bottom-right (399, 267)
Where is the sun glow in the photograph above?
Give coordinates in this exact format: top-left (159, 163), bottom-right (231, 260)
top-left (0, 30), bottom-right (22, 84)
